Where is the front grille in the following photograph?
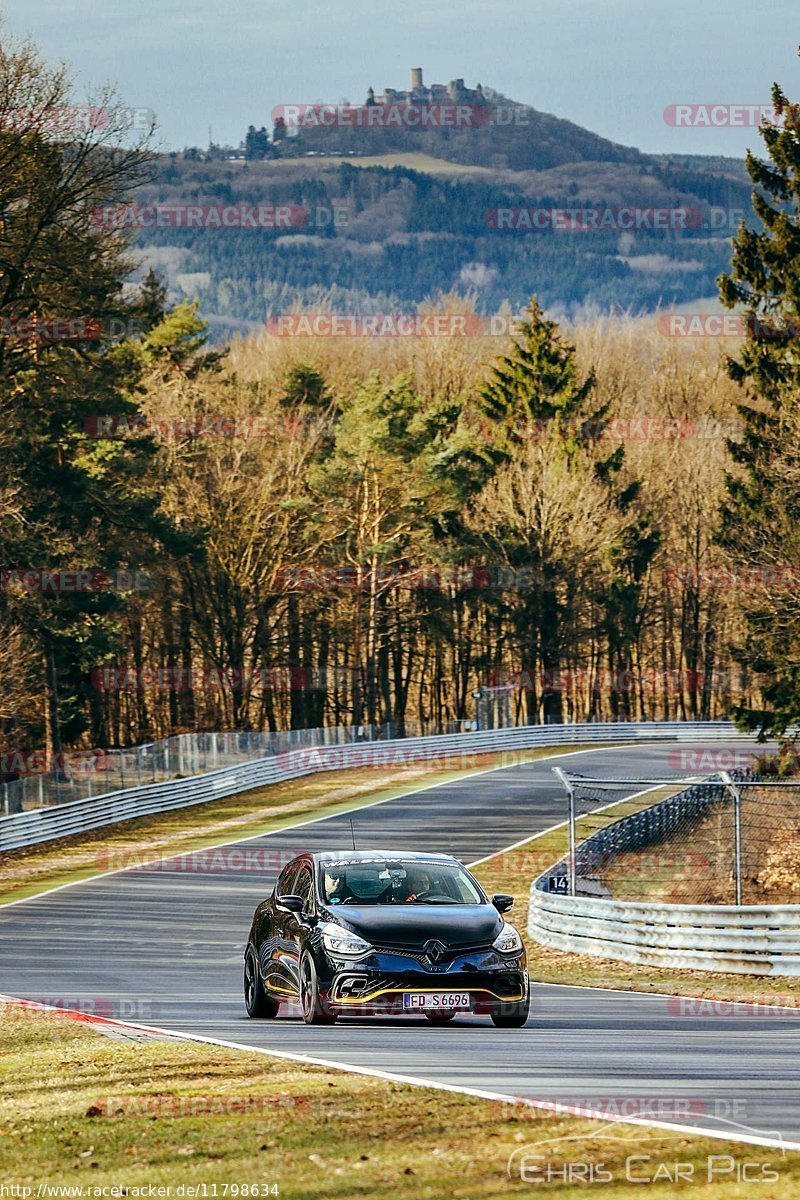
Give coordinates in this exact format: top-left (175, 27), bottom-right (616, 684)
top-left (373, 945), bottom-right (428, 964)
top-left (373, 940), bottom-right (494, 963)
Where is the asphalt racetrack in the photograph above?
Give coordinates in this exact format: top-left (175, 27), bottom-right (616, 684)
top-left (2, 741), bottom-right (798, 1147)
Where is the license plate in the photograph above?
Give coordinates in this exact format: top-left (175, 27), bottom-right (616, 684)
top-left (402, 992), bottom-right (470, 1011)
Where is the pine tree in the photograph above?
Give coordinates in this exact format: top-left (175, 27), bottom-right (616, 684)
top-left (717, 79), bottom-right (800, 736)
top-left (0, 37), bottom-right (190, 758)
top-left (471, 299), bottom-right (654, 724)
top-left (135, 268), bottom-right (169, 332)
top-left (478, 299), bottom-right (599, 467)
top-left (280, 364), bottom-right (331, 411)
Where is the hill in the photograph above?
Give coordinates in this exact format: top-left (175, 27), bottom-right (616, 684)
top-left (277, 79), bottom-right (646, 172)
top-left (123, 80), bottom-right (754, 337)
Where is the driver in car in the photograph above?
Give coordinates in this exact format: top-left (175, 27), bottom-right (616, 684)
top-left (403, 868), bottom-right (432, 902)
top-left (324, 870), bottom-right (353, 904)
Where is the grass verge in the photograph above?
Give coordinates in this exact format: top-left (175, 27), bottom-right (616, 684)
top-left (247, 151), bottom-right (497, 175)
top-left (0, 745), bottom-right (608, 908)
top-left (0, 1006), bottom-right (795, 1197)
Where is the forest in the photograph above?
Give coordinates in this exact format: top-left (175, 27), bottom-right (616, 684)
top-left (134, 152), bottom-right (751, 330)
top-left (2, 36), bottom-right (800, 767)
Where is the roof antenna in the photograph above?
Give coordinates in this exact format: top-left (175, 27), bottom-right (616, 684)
top-left (350, 818), bottom-right (357, 851)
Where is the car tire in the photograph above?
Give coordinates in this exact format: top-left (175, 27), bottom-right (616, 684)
top-left (300, 952), bottom-right (338, 1025)
top-left (425, 1011), bottom-right (457, 1023)
top-left (490, 994), bottom-right (530, 1028)
top-left (244, 945), bottom-right (279, 1018)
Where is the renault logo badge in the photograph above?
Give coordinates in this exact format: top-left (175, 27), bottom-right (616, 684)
top-left (424, 939), bottom-right (447, 964)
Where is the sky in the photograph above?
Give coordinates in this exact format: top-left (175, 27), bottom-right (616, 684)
top-left (3, 0), bottom-right (797, 158)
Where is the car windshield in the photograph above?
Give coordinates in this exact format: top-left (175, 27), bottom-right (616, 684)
top-left (318, 858), bottom-right (483, 905)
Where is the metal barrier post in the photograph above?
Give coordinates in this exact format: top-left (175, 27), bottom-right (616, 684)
top-left (553, 766), bottom-right (576, 896)
top-left (720, 771), bottom-right (743, 906)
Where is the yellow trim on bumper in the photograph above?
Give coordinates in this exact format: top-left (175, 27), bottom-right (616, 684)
top-left (334, 984), bottom-right (525, 1005)
top-left (264, 979), bottom-right (297, 997)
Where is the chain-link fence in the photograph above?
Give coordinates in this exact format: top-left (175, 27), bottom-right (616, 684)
top-left (551, 769), bottom-right (800, 906)
top-left (0, 718), bottom-right (478, 815)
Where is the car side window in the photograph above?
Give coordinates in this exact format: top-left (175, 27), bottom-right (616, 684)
top-left (276, 864), bottom-right (297, 897)
top-left (293, 867), bottom-right (314, 915)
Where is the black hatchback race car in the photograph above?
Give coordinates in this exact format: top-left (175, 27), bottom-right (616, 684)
top-left (244, 850), bottom-right (529, 1026)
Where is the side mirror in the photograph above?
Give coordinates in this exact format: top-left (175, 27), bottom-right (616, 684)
top-left (277, 894), bottom-right (304, 913)
top-left (492, 893), bottom-right (514, 914)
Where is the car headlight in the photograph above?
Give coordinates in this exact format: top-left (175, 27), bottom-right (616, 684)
top-left (320, 922), bottom-right (372, 957)
top-left (493, 924), bottom-right (523, 953)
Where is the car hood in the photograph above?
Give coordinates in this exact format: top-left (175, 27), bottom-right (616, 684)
top-left (327, 903), bottom-right (503, 948)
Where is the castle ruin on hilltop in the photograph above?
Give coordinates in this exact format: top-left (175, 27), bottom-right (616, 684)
top-left (366, 69), bottom-right (485, 106)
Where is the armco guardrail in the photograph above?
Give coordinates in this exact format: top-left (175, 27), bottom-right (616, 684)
top-left (3, 722), bottom-right (473, 813)
top-left (528, 770), bottom-right (800, 976)
top-left (528, 889), bottom-right (800, 975)
top-left (0, 720), bottom-right (742, 852)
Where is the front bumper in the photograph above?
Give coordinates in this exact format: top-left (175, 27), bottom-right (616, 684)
top-left (319, 943), bottom-right (527, 1013)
